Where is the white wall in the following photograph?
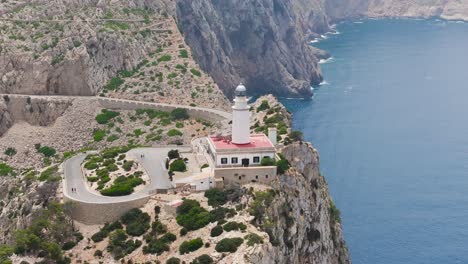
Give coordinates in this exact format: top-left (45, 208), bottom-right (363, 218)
top-left (215, 152), bottom-right (276, 167)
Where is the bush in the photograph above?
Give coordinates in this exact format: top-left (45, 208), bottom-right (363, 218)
top-left (159, 233), bottom-right (176, 244)
top-left (37, 146), bottom-right (56, 157)
top-left (93, 129), bottom-right (106, 142)
top-left (210, 225), bottom-right (223, 237)
top-left (170, 159), bottom-right (186, 172)
top-left (122, 160), bottom-right (134, 171)
top-left (179, 49), bottom-right (188, 58)
top-left (120, 209), bottom-right (151, 236)
top-left (204, 188), bottom-right (227, 207)
top-left (143, 239), bottom-right (169, 255)
top-left (0, 163), bottom-right (13, 176)
top-left (276, 159), bottom-right (290, 174)
top-left (190, 68), bottom-right (202, 77)
top-left (170, 108), bottom-right (189, 120)
top-left (179, 238), bottom-right (203, 254)
top-left (167, 149), bottom-right (180, 159)
top-left (245, 233), bottom-right (264, 246)
top-left (256, 100), bottom-right (270, 112)
top-left (104, 77), bottom-right (125, 91)
top-left (191, 254), bottom-right (214, 264)
top-left (94, 249), bottom-right (103, 257)
top-left (180, 228), bottom-right (188, 236)
top-left (329, 201), bottom-right (341, 224)
top-left (176, 200), bottom-right (212, 231)
top-left (223, 221), bottom-right (247, 232)
top-left (261, 157), bottom-right (276, 166)
top-left (289, 130), bottom-right (304, 141)
top-left (4, 147), bottom-right (16, 156)
top-left (167, 129), bottom-right (183, 137)
top-left (61, 241), bottom-right (76, 250)
top-left (95, 109), bottom-right (120, 124)
top-left (157, 54), bottom-right (171, 62)
top-left (100, 176), bottom-right (144, 196)
top-left (215, 237), bottom-right (243, 253)
top-left (38, 166), bottom-right (60, 182)
top-left (166, 257), bottom-right (181, 264)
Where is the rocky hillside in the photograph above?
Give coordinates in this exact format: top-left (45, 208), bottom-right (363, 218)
top-left (0, 0), bottom-right (228, 109)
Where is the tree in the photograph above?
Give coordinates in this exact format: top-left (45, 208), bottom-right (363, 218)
top-left (170, 159), bottom-right (186, 172)
top-left (215, 237), bottom-right (244, 253)
top-left (170, 108), bottom-right (189, 120)
top-left (260, 157), bottom-right (275, 166)
top-left (204, 188), bottom-right (227, 207)
top-left (276, 159), bottom-right (290, 174)
top-left (167, 149), bottom-right (180, 159)
top-left (179, 238), bottom-right (203, 254)
top-left (289, 130), bottom-right (304, 141)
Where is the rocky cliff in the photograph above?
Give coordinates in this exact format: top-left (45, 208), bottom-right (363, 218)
top-left (249, 142), bottom-right (350, 264)
top-left (176, 0), bottom-right (329, 98)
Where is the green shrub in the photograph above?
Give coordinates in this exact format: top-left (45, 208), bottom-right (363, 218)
top-left (87, 176), bottom-right (98, 182)
top-left (157, 54), bottom-right (171, 62)
top-left (94, 249), bottom-right (103, 257)
top-left (180, 228), bottom-right (188, 236)
top-left (261, 156), bottom-right (276, 166)
top-left (223, 221), bottom-right (247, 232)
top-left (38, 166), bottom-right (60, 182)
top-left (245, 233), bottom-right (263, 246)
top-left (176, 200), bottom-right (211, 231)
top-left (96, 109), bottom-right (120, 124)
top-left (0, 163), bottom-right (13, 176)
top-left (276, 159), bottom-right (290, 174)
top-left (159, 233), bottom-right (176, 244)
top-left (104, 76), bottom-right (125, 91)
top-left (179, 238), bottom-right (203, 254)
top-left (201, 164), bottom-right (209, 169)
top-left (107, 134), bottom-right (119, 142)
top-left (204, 188), bottom-right (227, 207)
top-left (37, 146), bottom-right (56, 157)
top-left (289, 130), bottom-right (304, 141)
top-left (249, 190), bottom-right (276, 221)
top-left (122, 160), bottom-right (134, 171)
top-left (93, 129), bottom-right (106, 142)
top-left (329, 201), bottom-right (341, 224)
top-left (190, 68), bottom-right (202, 77)
top-left (61, 241), bottom-right (76, 250)
top-left (100, 175), bottom-right (144, 196)
top-left (167, 129), bottom-right (183, 137)
top-left (4, 147), bottom-right (16, 156)
top-left (167, 149), bottom-right (180, 159)
top-left (215, 237), bottom-right (243, 253)
top-left (210, 225), bottom-right (223, 237)
top-left (142, 239), bottom-right (169, 255)
top-left (179, 49), bottom-right (188, 58)
top-left (121, 209), bottom-right (151, 236)
top-left (166, 257), bottom-right (181, 264)
top-left (84, 161), bottom-right (98, 170)
top-left (256, 100), bottom-right (270, 112)
top-left (191, 254), bottom-right (214, 264)
top-left (169, 159), bottom-right (186, 172)
top-left (170, 108), bottom-right (189, 120)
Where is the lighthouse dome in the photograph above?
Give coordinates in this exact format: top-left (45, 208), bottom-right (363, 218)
top-left (235, 83), bottom-right (247, 97)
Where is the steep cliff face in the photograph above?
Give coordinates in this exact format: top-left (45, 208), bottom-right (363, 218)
top-left (176, 0), bottom-right (329, 98)
top-left (248, 142), bottom-right (350, 264)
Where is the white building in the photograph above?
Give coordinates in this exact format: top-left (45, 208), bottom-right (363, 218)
top-left (205, 84), bottom-right (278, 185)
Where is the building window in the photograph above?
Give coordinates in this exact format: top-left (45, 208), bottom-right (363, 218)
top-left (239, 176), bottom-right (242, 180)
top-left (266, 175), bottom-right (269, 179)
top-left (221, 158), bottom-right (228, 164)
top-left (255, 175), bottom-right (259, 179)
top-left (253, 156), bottom-right (260, 163)
top-left (232, 157), bottom-right (238, 164)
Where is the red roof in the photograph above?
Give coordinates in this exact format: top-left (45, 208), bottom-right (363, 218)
top-left (209, 134), bottom-right (275, 150)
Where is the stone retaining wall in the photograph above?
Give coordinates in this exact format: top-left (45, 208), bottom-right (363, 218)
top-left (63, 195), bottom-right (150, 225)
top-left (214, 166), bottom-right (277, 185)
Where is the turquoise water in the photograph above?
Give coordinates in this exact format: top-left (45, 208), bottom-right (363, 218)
top-left (281, 19), bottom-right (468, 264)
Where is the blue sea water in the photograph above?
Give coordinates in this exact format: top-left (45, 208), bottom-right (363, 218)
top-left (281, 19), bottom-right (468, 264)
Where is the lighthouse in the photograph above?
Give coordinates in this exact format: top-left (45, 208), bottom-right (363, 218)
top-left (231, 84), bottom-right (251, 144)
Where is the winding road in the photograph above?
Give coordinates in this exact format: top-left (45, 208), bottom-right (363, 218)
top-left (63, 147), bottom-right (191, 203)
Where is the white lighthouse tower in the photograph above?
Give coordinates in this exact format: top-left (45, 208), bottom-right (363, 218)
top-left (231, 84), bottom-right (251, 144)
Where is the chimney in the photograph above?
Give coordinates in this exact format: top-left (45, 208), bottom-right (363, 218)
top-left (268, 127), bottom-right (277, 146)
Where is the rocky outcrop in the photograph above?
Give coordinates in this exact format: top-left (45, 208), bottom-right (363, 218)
top-left (176, 0), bottom-right (329, 98)
top-left (248, 142), bottom-right (350, 264)
top-left (0, 96), bottom-right (72, 136)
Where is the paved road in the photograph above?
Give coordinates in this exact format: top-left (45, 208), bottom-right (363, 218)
top-left (64, 147), bottom-right (190, 203)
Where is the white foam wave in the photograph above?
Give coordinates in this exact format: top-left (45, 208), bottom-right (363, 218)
top-left (309, 39), bottom-right (319, 43)
top-left (319, 80), bottom-right (329, 86)
top-left (319, 57), bottom-right (334, 64)
top-left (354, 21), bottom-right (364, 24)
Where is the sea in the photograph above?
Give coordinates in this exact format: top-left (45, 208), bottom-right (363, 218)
top-left (281, 19), bottom-right (468, 264)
